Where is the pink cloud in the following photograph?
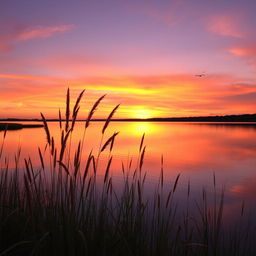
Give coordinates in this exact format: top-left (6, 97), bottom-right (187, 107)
top-left (208, 14), bottom-right (244, 38)
top-left (229, 44), bottom-right (256, 68)
top-left (0, 24), bottom-right (74, 53)
top-left (17, 25), bottom-right (75, 41)
top-left (229, 44), bottom-right (256, 57)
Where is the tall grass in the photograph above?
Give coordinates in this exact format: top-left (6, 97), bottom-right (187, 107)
top-left (0, 89), bottom-right (255, 256)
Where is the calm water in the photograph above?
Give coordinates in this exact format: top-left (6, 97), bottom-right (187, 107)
top-left (1, 121), bottom-right (256, 220)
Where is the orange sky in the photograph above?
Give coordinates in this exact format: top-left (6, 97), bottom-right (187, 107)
top-left (0, 72), bottom-right (255, 119)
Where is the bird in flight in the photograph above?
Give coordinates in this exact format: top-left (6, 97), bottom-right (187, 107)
top-left (195, 72), bottom-right (206, 77)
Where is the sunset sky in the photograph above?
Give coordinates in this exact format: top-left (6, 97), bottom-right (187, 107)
top-left (1, 0), bottom-right (256, 119)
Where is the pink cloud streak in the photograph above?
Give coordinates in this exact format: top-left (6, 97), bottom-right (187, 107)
top-left (229, 43), bottom-right (256, 68)
top-left (229, 44), bottom-right (256, 57)
top-left (0, 24), bottom-right (74, 53)
top-left (17, 25), bottom-right (75, 41)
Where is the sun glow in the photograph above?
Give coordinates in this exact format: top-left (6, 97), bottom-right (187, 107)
top-left (133, 109), bottom-right (154, 119)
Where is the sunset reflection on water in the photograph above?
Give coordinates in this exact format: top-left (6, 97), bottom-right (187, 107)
top-left (1, 121), bottom-right (256, 219)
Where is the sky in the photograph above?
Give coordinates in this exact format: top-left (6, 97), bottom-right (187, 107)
top-left (0, 0), bottom-right (256, 119)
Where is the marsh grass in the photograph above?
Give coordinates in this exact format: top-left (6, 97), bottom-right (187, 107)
top-left (0, 89), bottom-right (255, 256)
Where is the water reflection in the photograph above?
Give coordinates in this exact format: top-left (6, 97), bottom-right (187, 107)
top-left (125, 122), bottom-right (159, 136)
top-left (1, 121), bottom-right (256, 221)
top-left (190, 122), bottom-right (256, 131)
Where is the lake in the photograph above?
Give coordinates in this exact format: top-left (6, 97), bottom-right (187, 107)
top-left (1, 121), bottom-right (256, 222)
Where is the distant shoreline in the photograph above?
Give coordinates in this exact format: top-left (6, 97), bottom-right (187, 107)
top-left (0, 113), bottom-right (255, 123)
top-left (0, 123), bottom-right (43, 131)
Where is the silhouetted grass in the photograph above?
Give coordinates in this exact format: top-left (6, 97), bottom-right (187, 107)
top-left (0, 89), bottom-right (255, 256)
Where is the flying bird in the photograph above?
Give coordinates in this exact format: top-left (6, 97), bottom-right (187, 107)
top-left (195, 72), bottom-right (206, 78)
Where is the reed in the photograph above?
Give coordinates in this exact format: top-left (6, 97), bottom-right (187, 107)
top-left (0, 89), bottom-right (255, 256)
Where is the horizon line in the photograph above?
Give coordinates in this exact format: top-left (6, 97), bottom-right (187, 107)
top-left (0, 113), bottom-right (256, 122)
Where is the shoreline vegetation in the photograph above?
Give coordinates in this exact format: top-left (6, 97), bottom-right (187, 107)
top-left (1, 89), bottom-right (256, 255)
top-left (0, 113), bottom-right (255, 123)
top-left (0, 123), bottom-right (43, 131)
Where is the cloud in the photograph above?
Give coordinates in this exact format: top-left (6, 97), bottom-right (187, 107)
top-left (208, 14), bottom-right (244, 38)
top-left (229, 45), bottom-right (256, 57)
top-left (220, 91), bottom-right (256, 102)
top-left (17, 25), bottom-right (75, 41)
top-left (0, 24), bottom-right (74, 53)
top-left (229, 44), bottom-right (256, 68)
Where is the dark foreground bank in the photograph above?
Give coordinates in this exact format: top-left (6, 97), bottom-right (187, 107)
top-left (0, 123), bottom-right (43, 130)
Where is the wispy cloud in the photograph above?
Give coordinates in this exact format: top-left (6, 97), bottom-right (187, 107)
top-left (229, 44), bottom-right (256, 57)
top-left (17, 25), bottom-right (74, 41)
top-left (0, 24), bottom-right (75, 53)
top-left (208, 14), bottom-right (244, 38)
top-left (229, 43), bottom-right (256, 68)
